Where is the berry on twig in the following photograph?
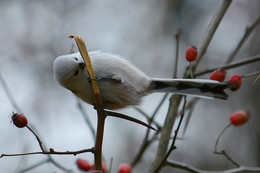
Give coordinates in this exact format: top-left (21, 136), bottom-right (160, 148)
top-left (210, 68), bottom-right (226, 82)
top-left (230, 110), bottom-right (249, 126)
top-left (228, 74), bottom-right (242, 91)
top-left (186, 46), bottom-right (198, 62)
top-left (11, 113), bottom-right (27, 128)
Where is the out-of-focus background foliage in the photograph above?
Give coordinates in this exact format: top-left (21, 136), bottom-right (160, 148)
top-left (0, 0), bottom-right (259, 172)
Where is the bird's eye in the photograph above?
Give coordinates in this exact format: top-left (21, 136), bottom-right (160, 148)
top-left (74, 57), bottom-right (78, 61)
top-left (74, 70), bottom-right (79, 76)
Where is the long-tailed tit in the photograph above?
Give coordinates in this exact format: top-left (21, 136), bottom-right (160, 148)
top-left (53, 51), bottom-right (229, 109)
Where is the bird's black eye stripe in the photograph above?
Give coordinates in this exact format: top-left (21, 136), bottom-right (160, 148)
top-left (74, 70), bottom-right (79, 76)
top-left (74, 57), bottom-right (78, 61)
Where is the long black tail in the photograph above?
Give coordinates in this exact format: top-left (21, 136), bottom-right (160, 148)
top-left (151, 78), bottom-right (230, 100)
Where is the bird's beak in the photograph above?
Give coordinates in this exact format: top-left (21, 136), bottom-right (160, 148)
top-left (79, 62), bottom-right (86, 69)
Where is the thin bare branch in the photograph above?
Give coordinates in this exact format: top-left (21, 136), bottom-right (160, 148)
top-left (149, 95), bottom-right (183, 173)
top-left (195, 54), bottom-right (260, 77)
top-left (214, 123), bottom-right (231, 152)
top-left (1, 148), bottom-right (94, 158)
top-left (214, 150), bottom-right (241, 168)
top-left (106, 110), bottom-right (156, 131)
top-left (166, 160), bottom-right (260, 173)
top-left (226, 17), bottom-right (260, 64)
top-left (188, 0), bottom-right (233, 76)
top-left (173, 29), bottom-right (182, 78)
top-left (26, 126), bottom-right (46, 152)
top-left (155, 96), bottom-right (187, 172)
top-left (76, 98), bottom-right (96, 141)
top-left (0, 73), bottom-right (22, 113)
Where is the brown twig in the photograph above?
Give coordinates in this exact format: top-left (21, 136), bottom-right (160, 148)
top-left (26, 125), bottom-right (46, 152)
top-left (1, 148), bottom-right (94, 158)
top-left (106, 110), bottom-right (156, 131)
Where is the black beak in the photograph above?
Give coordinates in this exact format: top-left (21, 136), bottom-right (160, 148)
top-left (79, 62), bottom-right (86, 69)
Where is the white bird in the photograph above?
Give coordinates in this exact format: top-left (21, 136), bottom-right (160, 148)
top-left (53, 51), bottom-right (229, 110)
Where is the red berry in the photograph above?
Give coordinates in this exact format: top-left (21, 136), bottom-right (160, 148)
top-left (11, 113), bottom-right (28, 128)
top-left (118, 163), bottom-right (132, 173)
top-left (228, 74), bottom-right (242, 91)
top-left (76, 159), bottom-right (91, 171)
top-left (210, 69), bottom-right (226, 82)
top-left (230, 110), bottom-right (249, 126)
top-left (91, 161), bottom-right (106, 173)
top-left (186, 46), bottom-right (198, 62)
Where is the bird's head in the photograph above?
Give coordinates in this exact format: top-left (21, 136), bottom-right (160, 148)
top-left (53, 52), bottom-right (86, 91)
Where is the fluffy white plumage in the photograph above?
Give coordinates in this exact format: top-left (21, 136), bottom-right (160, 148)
top-left (53, 51), bottom-right (229, 109)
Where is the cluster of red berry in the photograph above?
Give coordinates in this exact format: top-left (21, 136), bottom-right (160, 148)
top-left (185, 46), bottom-right (242, 91)
top-left (185, 46), bottom-right (249, 126)
top-left (76, 158), bottom-right (131, 173)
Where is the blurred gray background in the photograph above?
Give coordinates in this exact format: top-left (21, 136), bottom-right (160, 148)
top-left (0, 0), bottom-right (259, 172)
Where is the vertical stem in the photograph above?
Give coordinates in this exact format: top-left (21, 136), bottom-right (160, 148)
top-left (189, 62), bottom-right (194, 79)
top-left (149, 95), bottom-right (182, 173)
top-left (94, 110), bottom-right (106, 171)
top-left (173, 29), bottom-right (182, 78)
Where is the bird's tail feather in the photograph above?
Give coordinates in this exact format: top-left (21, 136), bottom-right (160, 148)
top-left (151, 78), bottom-right (230, 100)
